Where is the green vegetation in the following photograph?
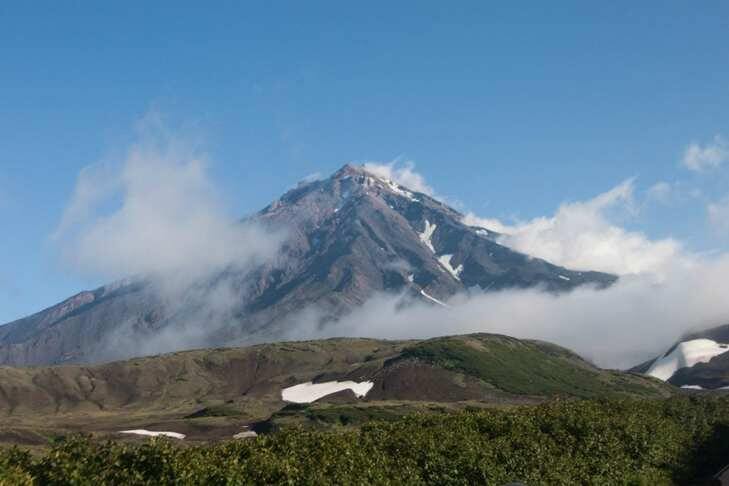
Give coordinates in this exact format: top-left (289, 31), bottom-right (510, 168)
top-left (2, 396), bottom-right (729, 485)
top-left (399, 334), bottom-right (669, 398)
top-left (264, 402), bottom-right (450, 430)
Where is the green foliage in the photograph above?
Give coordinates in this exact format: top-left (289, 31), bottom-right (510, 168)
top-left (3, 396), bottom-right (729, 485)
top-left (400, 335), bottom-right (668, 398)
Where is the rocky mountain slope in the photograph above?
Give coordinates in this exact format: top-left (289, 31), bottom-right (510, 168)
top-left (0, 333), bottom-right (671, 445)
top-left (0, 165), bottom-right (616, 366)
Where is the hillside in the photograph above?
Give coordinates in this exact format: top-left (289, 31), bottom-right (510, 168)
top-left (0, 164), bottom-right (616, 367)
top-left (0, 333), bottom-right (672, 446)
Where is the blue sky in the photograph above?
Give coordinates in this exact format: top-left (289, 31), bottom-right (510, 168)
top-left (1, 1), bottom-right (729, 323)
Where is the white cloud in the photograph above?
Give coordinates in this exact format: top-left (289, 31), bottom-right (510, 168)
top-left (682, 135), bottom-right (729, 172)
top-left (52, 116), bottom-right (286, 360)
top-left (465, 180), bottom-right (683, 276)
top-left (363, 160), bottom-right (435, 196)
top-left (462, 214), bottom-right (513, 234)
top-left (285, 252), bottom-right (729, 369)
top-left (708, 196), bottom-right (729, 235)
top-left (53, 164), bottom-right (120, 240)
top-left (646, 181), bottom-right (673, 205)
top-left (55, 119), bottom-right (282, 289)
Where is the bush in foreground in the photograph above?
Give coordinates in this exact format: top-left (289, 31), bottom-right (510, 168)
top-left (2, 396), bottom-right (729, 485)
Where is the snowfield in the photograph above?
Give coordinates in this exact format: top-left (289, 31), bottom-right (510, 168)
top-left (646, 339), bottom-right (729, 381)
top-left (282, 380), bottom-right (374, 404)
top-left (419, 220), bottom-right (437, 253)
top-left (233, 428), bottom-right (258, 439)
top-left (420, 289), bottom-right (449, 307)
top-left (438, 254), bottom-right (463, 281)
top-left (382, 178), bottom-right (417, 201)
top-left (120, 429), bottom-right (186, 440)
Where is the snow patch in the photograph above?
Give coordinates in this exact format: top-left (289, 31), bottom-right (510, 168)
top-left (558, 275), bottom-right (571, 281)
top-left (282, 380), bottom-right (374, 404)
top-left (358, 174), bottom-right (418, 201)
top-left (438, 254), bottom-right (463, 281)
top-left (681, 385), bottom-right (705, 390)
top-left (233, 429), bottom-right (258, 439)
top-left (646, 339), bottom-right (729, 381)
top-left (383, 179), bottom-right (417, 201)
top-left (420, 289), bottom-right (449, 307)
top-left (120, 430), bottom-right (186, 440)
top-left (407, 274), bottom-right (414, 283)
top-left (419, 220), bottom-right (437, 253)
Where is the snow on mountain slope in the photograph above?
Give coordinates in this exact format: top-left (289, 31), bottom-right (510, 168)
top-left (281, 380), bottom-right (374, 403)
top-left (438, 254), bottom-right (463, 281)
top-left (646, 339), bottom-right (729, 381)
top-left (419, 220), bottom-right (437, 253)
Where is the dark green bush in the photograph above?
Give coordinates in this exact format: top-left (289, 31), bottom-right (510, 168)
top-left (2, 396), bottom-right (729, 485)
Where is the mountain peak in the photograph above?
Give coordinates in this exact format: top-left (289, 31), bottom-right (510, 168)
top-left (0, 163), bottom-right (617, 366)
top-left (333, 163), bottom-right (366, 178)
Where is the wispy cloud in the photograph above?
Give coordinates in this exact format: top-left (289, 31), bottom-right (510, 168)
top-left (682, 135), bottom-right (729, 172)
top-left (646, 181), bottom-right (673, 205)
top-left (55, 115), bottom-right (281, 288)
top-left (363, 160), bottom-right (435, 196)
top-left (54, 114), bottom-right (284, 360)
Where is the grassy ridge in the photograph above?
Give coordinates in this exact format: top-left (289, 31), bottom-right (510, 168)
top-left (398, 334), bottom-right (669, 398)
top-left (2, 396), bottom-right (729, 485)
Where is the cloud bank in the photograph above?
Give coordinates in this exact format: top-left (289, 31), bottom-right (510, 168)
top-left (463, 180), bottom-right (683, 276)
top-left (284, 255), bottom-right (729, 370)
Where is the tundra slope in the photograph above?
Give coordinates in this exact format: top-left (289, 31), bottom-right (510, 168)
top-left (0, 165), bottom-right (615, 366)
top-left (0, 333), bottom-right (671, 445)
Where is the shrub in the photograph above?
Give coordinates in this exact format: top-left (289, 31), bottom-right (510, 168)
top-left (2, 396), bottom-right (729, 485)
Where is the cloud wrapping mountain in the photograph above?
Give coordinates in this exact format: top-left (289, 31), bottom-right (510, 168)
top-left (5, 140), bottom-right (729, 370)
top-left (54, 135), bottom-right (282, 289)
